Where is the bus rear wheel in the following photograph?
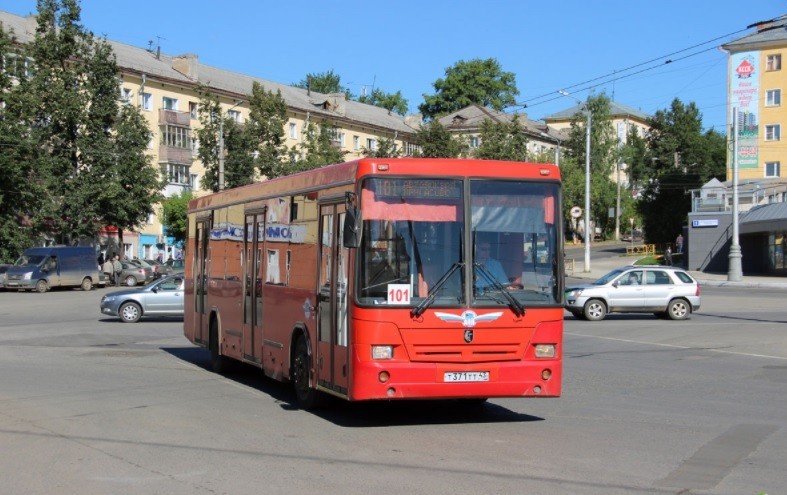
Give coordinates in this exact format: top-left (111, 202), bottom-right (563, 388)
top-left (209, 319), bottom-right (229, 374)
top-left (292, 335), bottom-right (321, 410)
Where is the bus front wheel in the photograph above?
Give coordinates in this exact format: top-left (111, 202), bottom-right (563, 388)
top-left (292, 335), bottom-right (321, 410)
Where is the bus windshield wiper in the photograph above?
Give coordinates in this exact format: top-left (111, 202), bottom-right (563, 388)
top-left (474, 263), bottom-right (526, 317)
top-left (411, 262), bottom-right (463, 317)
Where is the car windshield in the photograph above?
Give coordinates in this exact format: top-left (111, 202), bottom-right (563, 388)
top-left (14, 254), bottom-right (46, 267)
top-left (593, 268), bottom-right (627, 285)
top-left (356, 177), bottom-right (561, 309)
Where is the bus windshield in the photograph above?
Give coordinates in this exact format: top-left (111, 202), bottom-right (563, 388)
top-left (357, 177), bottom-right (561, 308)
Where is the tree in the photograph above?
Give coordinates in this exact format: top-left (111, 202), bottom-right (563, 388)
top-left (472, 115), bottom-right (530, 161)
top-left (561, 94), bottom-right (618, 239)
top-left (248, 82), bottom-right (288, 179)
top-left (419, 58), bottom-right (519, 120)
top-left (286, 121), bottom-right (347, 173)
top-left (293, 69), bottom-right (352, 98)
top-left (358, 88), bottom-right (409, 116)
top-left (412, 121), bottom-right (468, 158)
top-left (0, 0), bottom-right (160, 256)
top-left (160, 191), bottom-right (193, 244)
top-left (638, 98), bottom-right (726, 243)
top-left (0, 24), bottom-right (49, 261)
top-left (363, 136), bottom-right (401, 158)
top-left (195, 86), bottom-right (222, 191)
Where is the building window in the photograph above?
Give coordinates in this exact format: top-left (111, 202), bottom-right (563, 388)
top-left (162, 96), bottom-right (178, 111)
top-left (161, 125), bottom-right (192, 149)
top-left (366, 138), bottom-right (377, 151)
top-left (191, 136), bottom-right (199, 156)
top-left (167, 163), bottom-right (191, 185)
top-left (765, 161), bottom-right (781, 177)
top-left (141, 92), bottom-right (152, 111)
top-left (189, 102), bottom-right (198, 119)
top-left (289, 122), bottom-right (298, 139)
top-left (228, 110), bottom-right (241, 123)
top-left (403, 142), bottom-right (420, 156)
top-left (327, 127), bottom-right (344, 147)
top-left (468, 136), bottom-right (480, 148)
top-left (766, 89), bottom-right (781, 107)
top-left (353, 135), bottom-right (360, 150)
top-left (765, 124), bottom-right (781, 141)
top-left (120, 87), bottom-right (132, 104)
top-left (5, 53), bottom-right (33, 79)
top-left (766, 54), bottom-right (782, 71)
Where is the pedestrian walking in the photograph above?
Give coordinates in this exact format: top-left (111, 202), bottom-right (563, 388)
top-left (112, 254), bottom-right (123, 286)
top-left (102, 256), bottom-right (114, 285)
top-left (664, 247), bottom-right (673, 266)
top-left (675, 233), bottom-right (684, 254)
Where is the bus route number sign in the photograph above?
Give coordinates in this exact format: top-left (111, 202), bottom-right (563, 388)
top-left (387, 284), bottom-right (411, 305)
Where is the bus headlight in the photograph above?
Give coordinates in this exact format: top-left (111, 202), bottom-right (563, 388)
top-left (534, 344), bottom-right (556, 358)
top-left (372, 345), bottom-right (393, 360)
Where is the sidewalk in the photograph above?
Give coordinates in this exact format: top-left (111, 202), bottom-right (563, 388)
top-left (566, 254), bottom-right (787, 290)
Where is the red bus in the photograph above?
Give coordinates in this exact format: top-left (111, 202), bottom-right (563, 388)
top-left (183, 158), bottom-right (564, 408)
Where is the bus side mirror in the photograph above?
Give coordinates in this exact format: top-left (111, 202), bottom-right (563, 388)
top-left (343, 192), bottom-right (360, 248)
top-left (343, 206), bottom-right (361, 248)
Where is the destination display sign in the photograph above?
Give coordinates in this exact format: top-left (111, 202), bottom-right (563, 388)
top-left (372, 178), bottom-right (462, 200)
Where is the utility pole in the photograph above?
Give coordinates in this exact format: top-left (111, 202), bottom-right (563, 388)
top-left (728, 107), bottom-right (742, 281)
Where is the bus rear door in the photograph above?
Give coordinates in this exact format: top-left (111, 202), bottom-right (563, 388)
top-left (317, 202), bottom-right (350, 397)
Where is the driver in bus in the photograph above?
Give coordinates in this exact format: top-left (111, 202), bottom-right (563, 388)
top-left (474, 241), bottom-right (509, 291)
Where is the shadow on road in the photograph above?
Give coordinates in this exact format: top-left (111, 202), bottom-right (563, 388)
top-left (163, 346), bottom-right (545, 427)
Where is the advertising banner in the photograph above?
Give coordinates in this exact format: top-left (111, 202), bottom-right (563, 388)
top-left (730, 51), bottom-right (759, 169)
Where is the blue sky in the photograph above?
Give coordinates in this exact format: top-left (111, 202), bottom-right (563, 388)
top-left (3, 1), bottom-right (783, 131)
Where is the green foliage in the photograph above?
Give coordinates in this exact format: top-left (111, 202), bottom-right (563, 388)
top-left (0, 0), bottom-right (161, 257)
top-left (412, 120), bottom-right (468, 158)
top-left (195, 86), bottom-right (222, 191)
top-left (293, 69), bottom-right (353, 98)
top-left (472, 115), bottom-right (530, 161)
top-left (363, 136), bottom-right (401, 158)
top-left (160, 191), bottom-right (193, 244)
top-left (638, 98), bottom-right (726, 243)
top-left (248, 82), bottom-right (288, 179)
top-left (358, 88), bottom-right (409, 116)
top-left (419, 58), bottom-right (519, 119)
top-left (285, 121), bottom-right (347, 173)
top-left (560, 94), bottom-right (619, 239)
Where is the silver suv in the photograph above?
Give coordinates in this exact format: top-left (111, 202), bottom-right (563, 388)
top-left (565, 265), bottom-right (701, 321)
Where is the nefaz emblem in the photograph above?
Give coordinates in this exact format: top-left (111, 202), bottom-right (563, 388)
top-left (464, 329), bottom-right (474, 343)
top-left (435, 310), bottom-right (503, 328)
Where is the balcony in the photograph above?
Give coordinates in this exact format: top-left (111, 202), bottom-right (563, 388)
top-left (158, 145), bottom-right (193, 164)
top-left (159, 109), bottom-right (191, 127)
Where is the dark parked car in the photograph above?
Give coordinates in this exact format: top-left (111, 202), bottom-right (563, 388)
top-left (100, 274), bottom-right (184, 323)
top-left (117, 260), bottom-right (155, 286)
top-left (145, 259), bottom-right (174, 278)
top-left (166, 258), bottom-right (185, 272)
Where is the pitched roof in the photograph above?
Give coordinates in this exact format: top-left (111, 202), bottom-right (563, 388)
top-left (543, 100), bottom-right (649, 122)
top-left (437, 104), bottom-right (568, 143)
top-left (0, 10), bottom-right (417, 135)
top-left (721, 15), bottom-right (787, 51)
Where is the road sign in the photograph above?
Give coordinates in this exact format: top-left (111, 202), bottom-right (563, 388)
top-left (570, 206), bottom-right (582, 218)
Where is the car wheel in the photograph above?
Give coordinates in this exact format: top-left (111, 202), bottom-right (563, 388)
top-left (292, 335), bottom-right (322, 410)
top-left (119, 302), bottom-right (142, 323)
top-left (583, 299), bottom-right (607, 321)
top-left (125, 275), bottom-right (137, 287)
top-left (667, 299), bottom-right (690, 320)
top-left (35, 280), bottom-right (48, 293)
top-left (81, 277), bottom-right (93, 291)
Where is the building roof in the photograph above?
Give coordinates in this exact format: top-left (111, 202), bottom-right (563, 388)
top-left (741, 201), bottom-right (787, 234)
top-left (543, 100), bottom-right (649, 122)
top-left (0, 10), bottom-right (417, 135)
top-left (437, 104), bottom-right (568, 143)
top-left (721, 15), bottom-right (787, 52)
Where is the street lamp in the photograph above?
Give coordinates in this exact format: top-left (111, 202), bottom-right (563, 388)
top-left (559, 90), bottom-right (592, 272)
top-left (218, 99), bottom-right (244, 191)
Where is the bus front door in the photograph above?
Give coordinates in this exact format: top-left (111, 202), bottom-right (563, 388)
top-left (317, 203), bottom-right (350, 397)
top-left (194, 220), bottom-right (210, 346)
top-left (242, 213), bottom-right (264, 364)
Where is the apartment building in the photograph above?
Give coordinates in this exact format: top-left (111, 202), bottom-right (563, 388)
top-left (1, 10), bottom-right (418, 259)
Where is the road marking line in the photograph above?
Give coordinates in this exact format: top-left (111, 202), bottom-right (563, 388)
top-left (566, 332), bottom-right (787, 361)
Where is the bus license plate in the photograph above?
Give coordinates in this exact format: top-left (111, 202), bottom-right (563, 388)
top-left (444, 371), bottom-right (489, 382)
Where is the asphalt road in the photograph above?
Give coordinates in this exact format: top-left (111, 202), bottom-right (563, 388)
top-left (0, 285), bottom-right (785, 495)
